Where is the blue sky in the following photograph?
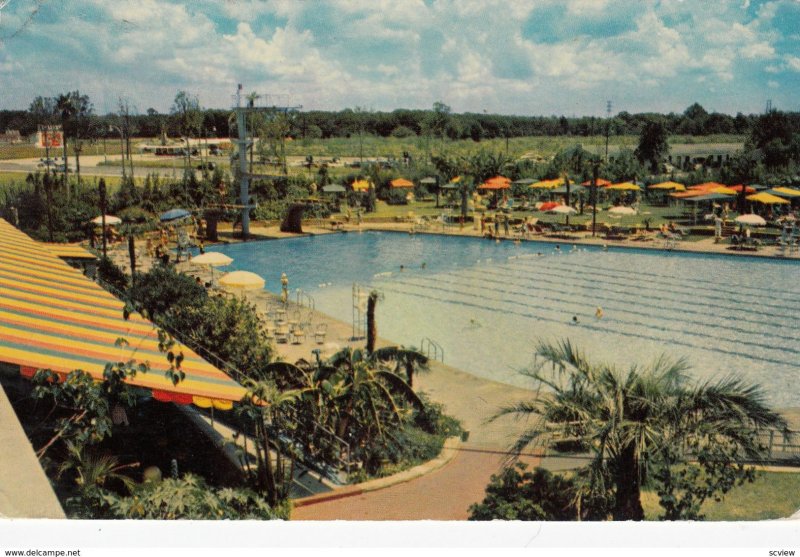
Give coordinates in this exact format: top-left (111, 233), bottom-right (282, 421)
top-left (1, 0), bottom-right (799, 116)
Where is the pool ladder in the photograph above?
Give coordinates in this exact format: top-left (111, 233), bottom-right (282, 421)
top-left (420, 337), bottom-right (444, 363)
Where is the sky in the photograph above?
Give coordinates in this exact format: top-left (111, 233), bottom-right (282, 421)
top-left (1, 0), bottom-right (799, 117)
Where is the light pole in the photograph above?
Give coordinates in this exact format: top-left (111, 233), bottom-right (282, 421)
top-left (109, 126), bottom-right (126, 180)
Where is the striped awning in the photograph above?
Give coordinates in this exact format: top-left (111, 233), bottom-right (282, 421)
top-left (0, 219), bottom-right (246, 410)
top-left (41, 242), bottom-right (97, 259)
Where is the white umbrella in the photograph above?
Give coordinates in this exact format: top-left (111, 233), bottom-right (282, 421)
top-left (608, 206), bottom-right (637, 215)
top-left (91, 215), bottom-right (121, 225)
top-left (191, 252), bottom-right (233, 266)
top-left (191, 252), bottom-right (233, 284)
top-left (548, 205), bottom-right (577, 214)
top-left (735, 214), bottom-right (766, 226)
top-left (219, 270), bottom-right (265, 292)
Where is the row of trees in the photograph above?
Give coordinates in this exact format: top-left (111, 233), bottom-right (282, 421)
top-left (6, 99), bottom-right (800, 145)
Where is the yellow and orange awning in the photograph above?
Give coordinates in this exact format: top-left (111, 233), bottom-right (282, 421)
top-left (0, 219), bottom-right (245, 410)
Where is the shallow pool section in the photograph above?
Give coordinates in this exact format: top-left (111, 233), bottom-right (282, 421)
top-left (211, 232), bottom-right (800, 406)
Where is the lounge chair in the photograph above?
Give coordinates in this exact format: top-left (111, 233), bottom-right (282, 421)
top-left (275, 323), bottom-right (290, 343)
top-left (314, 323), bottom-right (327, 344)
top-left (290, 326), bottom-right (306, 344)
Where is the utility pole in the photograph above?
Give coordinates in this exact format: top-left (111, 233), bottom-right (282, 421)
top-left (605, 100), bottom-right (612, 162)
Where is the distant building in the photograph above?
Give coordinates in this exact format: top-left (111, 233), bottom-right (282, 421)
top-left (0, 129), bottom-right (23, 144)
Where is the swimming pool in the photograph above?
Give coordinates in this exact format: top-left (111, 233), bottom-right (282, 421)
top-left (210, 232), bottom-right (800, 407)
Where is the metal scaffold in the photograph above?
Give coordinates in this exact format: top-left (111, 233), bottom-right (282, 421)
top-left (230, 84), bottom-right (301, 239)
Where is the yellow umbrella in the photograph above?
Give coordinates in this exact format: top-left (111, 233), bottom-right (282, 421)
top-left (746, 192), bottom-right (790, 205)
top-left (709, 186), bottom-right (738, 195)
top-left (771, 187), bottom-right (800, 197)
top-left (530, 178), bottom-right (564, 189)
top-left (606, 182), bottom-right (641, 191)
top-left (219, 270), bottom-right (265, 291)
top-left (649, 181), bottom-right (686, 191)
top-left (352, 179), bottom-right (371, 192)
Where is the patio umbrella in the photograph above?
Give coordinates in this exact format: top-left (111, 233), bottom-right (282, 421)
top-left (539, 201), bottom-right (559, 211)
top-left (548, 205), bottom-right (577, 214)
top-left (606, 182), bottom-right (641, 191)
top-left (608, 206), bottom-right (637, 215)
top-left (91, 215), bottom-right (121, 225)
top-left (351, 179), bottom-right (371, 192)
top-left (766, 187), bottom-right (800, 198)
top-left (390, 178), bottom-right (414, 188)
top-left (512, 178), bottom-right (536, 185)
top-left (689, 182), bottom-right (726, 191)
top-left (420, 177), bottom-right (438, 185)
top-left (648, 181), bottom-right (686, 191)
top-left (531, 179), bottom-right (564, 189)
top-left (192, 252), bottom-right (233, 284)
top-left (735, 214), bottom-right (767, 226)
top-left (321, 184), bottom-right (346, 193)
top-left (219, 270), bottom-right (265, 291)
top-left (159, 208), bottom-right (191, 222)
top-left (478, 180), bottom-right (511, 190)
top-left (581, 178), bottom-right (612, 187)
top-left (746, 192), bottom-right (790, 205)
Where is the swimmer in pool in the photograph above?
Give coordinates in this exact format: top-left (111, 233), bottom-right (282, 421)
top-left (572, 315), bottom-right (579, 325)
top-left (421, 262), bottom-right (427, 269)
top-left (595, 306), bottom-right (604, 319)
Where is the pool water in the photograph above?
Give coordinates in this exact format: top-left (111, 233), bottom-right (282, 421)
top-left (211, 232), bottom-right (800, 407)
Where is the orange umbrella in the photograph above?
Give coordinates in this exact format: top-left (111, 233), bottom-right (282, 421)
top-left (728, 184), bottom-right (756, 194)
top-left (581, 178), bottom-right (612, 187)
top-left (390, 178), bottom-right (414, 188)
top-left (485, 175), bottom-right (511, 185)
top-left (689, 182), bottom-right (726, 191)
top-left (478, 179), bottom-right (511, 190)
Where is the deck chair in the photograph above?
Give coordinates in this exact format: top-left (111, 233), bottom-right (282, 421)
top-left (314, 323), bottom-right (328, 344)
top-left (275, 323), bottom-right (290, 343)
top-left (290, 325), bottom-right (306, 344)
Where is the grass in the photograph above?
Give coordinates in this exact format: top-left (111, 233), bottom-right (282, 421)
top-left (1, 134), bottom-right (746, 162)
top-left (642, 471), bottom-right (800, 521)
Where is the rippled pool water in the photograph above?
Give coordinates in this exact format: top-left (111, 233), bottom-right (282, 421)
top-left (211, 232), bottom-right (800, 406)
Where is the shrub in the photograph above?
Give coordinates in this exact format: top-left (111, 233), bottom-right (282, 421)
top-left (97, 257), bottom-right (129, 293)
top-left (469, 464), bottom-right (580, 521)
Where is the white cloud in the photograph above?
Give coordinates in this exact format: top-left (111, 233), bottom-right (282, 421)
top-left (2, 0), bottom-right (798, 115)
top-left (786, 55), bottom-right (800, 72)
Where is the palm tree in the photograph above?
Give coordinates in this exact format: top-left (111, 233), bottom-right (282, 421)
top-left (326, 347), bottom-right (424, 443)
top-left (373, 345), bottom-right (430, 388)
top-left (494, 339), bottom-right (788, 521)
top-left (237, 379), bottom-right (300, 506)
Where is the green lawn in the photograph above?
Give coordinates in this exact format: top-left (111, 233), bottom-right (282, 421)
top-left (642, 471), bottom-right (800, 521)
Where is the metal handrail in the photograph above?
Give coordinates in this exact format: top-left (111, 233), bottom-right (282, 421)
top-left (420, 337), bottom-right (444, 363)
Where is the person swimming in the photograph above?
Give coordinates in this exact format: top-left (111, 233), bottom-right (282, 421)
top-left (399, 264), bottom-right (405, 272)
top-left (421, 262), bottom-right (427, 269)
top-left (602, 243), bottom-right (609, 252)
top-left (595, 306), bottom-right (604, 319)
top-left (572, 315), bottom-right (579, 325)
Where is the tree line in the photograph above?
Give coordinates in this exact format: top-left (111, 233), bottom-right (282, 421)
top-left (4, 94), bottom-right (800, 143)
